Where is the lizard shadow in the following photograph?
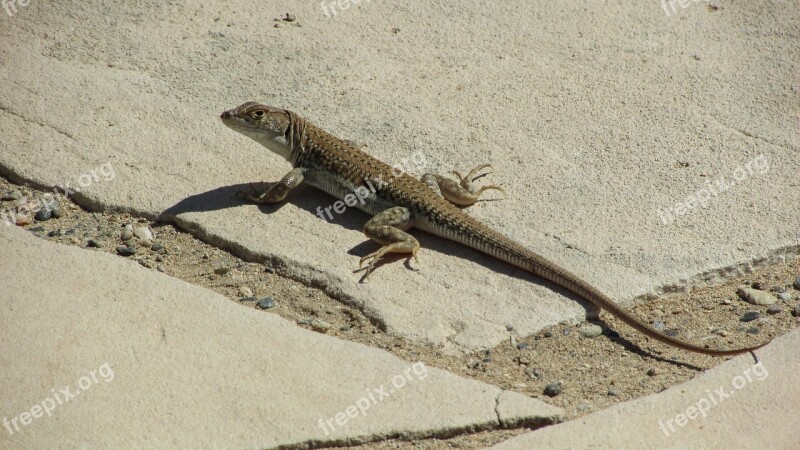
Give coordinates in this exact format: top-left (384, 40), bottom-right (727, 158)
top-left (161, 183), bottom-right (704, 369)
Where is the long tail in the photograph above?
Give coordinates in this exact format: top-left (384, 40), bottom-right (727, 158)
top-left (445, 216), bottom-right (771, 356)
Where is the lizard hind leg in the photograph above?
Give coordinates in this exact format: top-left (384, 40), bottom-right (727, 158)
top-left (420, 163), bottom-right (506, 206)
top-left (358, 207), bottom-right (420, 281)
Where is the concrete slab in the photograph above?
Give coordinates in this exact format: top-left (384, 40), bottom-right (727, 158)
top-left (0, 1), bottom-right (797, 350)
top-left (490, 327), bottom-right (800, 450)
top-left (0, 225), bottom-right (561, 448)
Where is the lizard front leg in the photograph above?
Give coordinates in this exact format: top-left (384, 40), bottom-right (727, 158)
top-left (237, 167), bottom-right (305, 204)
top-left (359, 207), bottom-right (420, 280)
top-left (421, 163), bottom-right (505, 206)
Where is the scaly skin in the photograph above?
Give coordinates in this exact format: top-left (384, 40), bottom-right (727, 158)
top-left (220, 101), bottom-right (770, 357)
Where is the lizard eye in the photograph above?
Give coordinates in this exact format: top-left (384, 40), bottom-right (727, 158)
top-left (250, 110), bottom-right (266, 120)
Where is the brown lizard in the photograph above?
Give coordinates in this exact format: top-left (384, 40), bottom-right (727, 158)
top-left (220, 101), bottom-right (770, 357)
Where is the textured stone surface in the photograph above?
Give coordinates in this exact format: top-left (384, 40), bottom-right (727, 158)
top-left (0, 226), bottom-right (561, 448)
top-left (0, 1), bottom-right (797, 351)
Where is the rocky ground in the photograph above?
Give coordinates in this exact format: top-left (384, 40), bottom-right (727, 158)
top-left (3, 175), bottom-right (797, 449)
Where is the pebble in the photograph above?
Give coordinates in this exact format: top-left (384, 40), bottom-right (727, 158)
top-left (213, 267), bottom-right (231, 275)
top-left (543, 382), bottom-right (562, 397)
top-left (711, 328), bottom-right (729, 337)
top-left (652, 320), bottom-right (666, 331)
top-left (646, 368), bottom-right (658, 377)
top-left (1, 190), bottom-right (22, 201)
top-left (766, 304), bottom-right (782, 315)
top-left (339, 325), bottom-right (350, 332)
top-left (509, 334), bottom-right (517, 348)
top-left (256, 297), bottom-right (276, 309)
top-left (751, 281), bottom-right (765, 290)
top-left (770, 286), bottom-right (787, 293)
top-left (310, 318), bottom-right (331, 333)
top-left (516, 342), bottom-right (529, 350)
top-left (238, 286), bottom-right (253, 297)
top-left (482, 357), bottom-right (492, 363)
top-left (156, 264), bottom-right (166, 273)
top-left (48, 229), bottom-right (63, 237)
top-left (15, 215), bottom-right (32, 226)
top-left (526, 368), bottom-right (542, 380)
top-left (87, 239), bottom-right (103, 248)
top-left (115, 245), bottom-right (136, 257)
top-left (543, 331), bottom-right (553, 338)
top-left (794, 276), bottom-right (800, 290)
top-left (721, 298), bottom-right (732, 305)
top-left (777, 292), bottom-right (792, 302)
top-left (34, 208), bottom-right (51, 221)
top-left (561, 327), bottom-right (571, 336)
top-left (139, 239), bottom-right (152, 247)
top-left (792, 305), bottom-right (800, 317)
top-left (607, 389), bottom-right (620, 396)
top-left (134, 226), bottom-right (153, 241)
top-left (121, 224), bottom-right (134, 241)
top-left (740, 311), bottom-right (760, 322)
top-left (579, 324), bottom-right (603, 338)
top-left (240, 296), bottom-right (258, 303)
top-left (737, 287), bottom-right (776, 306)
top-left (151, 243), bottom-right (165, 252)
top-left (746, 327), bottom-right (760, 335)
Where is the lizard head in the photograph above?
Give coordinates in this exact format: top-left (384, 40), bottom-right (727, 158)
top-left (220, 102), bottom-right (293, 160)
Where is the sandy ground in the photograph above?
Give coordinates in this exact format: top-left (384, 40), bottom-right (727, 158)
top-left (3, 176), bottom-right (797, 448)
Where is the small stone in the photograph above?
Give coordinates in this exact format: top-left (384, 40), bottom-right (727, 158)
top-left (482, 357), bottom-right (492, 363)
top-left (213, 267), bottom-right (231, 275)
top-left (740, 311), bottom-right (760, 322)
top-left (115, 245), bottom-right (136, 257)
top-left (579, 324), bottom-right (603, 338)
top-left (339, 325), bottom-right (350, 332)
top-left (121, 224), bottom-right (134, 241)
top-left (34, 208), bottom-right (52, 221)
top-left (793, 276), bottom-right (800, 290)
top-left (14, 213), bottom-right (32, 225)
top-left (516, 342), bottom-right (529, 350)
top-left (310, 318), bottom-right (331, 333)
top-left (151, 243), bottom-right (165, 252)
top-left (506, 324), bottom-right (514, 331)
top-left (652, 320), bottom-right (666, 331)
top-left (770, 286), bottom-right (787, 293)
top-left (646, 368), bottom-right (657, 377)
top-left (139, 238), bottom-right (152, 247)
top-left (526, 367), bottom-right (542, 380)
top-left (544, 382), bottom-right (562, 397)
top-left (240, 296), bottom-right (258, 303)
top-left (157, 264), bottom-right (166, 273)
top-left (792, 305), bottom-right (800, 317)
top-left (746, 327), bottom-right (760, 335)
top-left (238, 286), bottom-right (253, 297)
top-left (134, 226), bottom-right (153, 241)
top-left (282, 12), bottom-right (296, 22)
top-left (751, 281), bottom-right (765, 290)
top-left (766, 304), bottom-right (782, 315)
top-left (1, 190), bottom-right (22, 201)
top-left (777, 292), bottom-right (792, 302)
top-left (561, 327), bottom-right (571, 336)
top-left (87, 239), bottom-right (103, 248)
top-left (737, 288), bottom-right (777, 306)
top-left (711, 328), bottom-right (729, 337)
top-left (47, 229), bottom-right (63, 237)
top-left (543, 331), bottom-right (553, 338)
top-left (721, 298), bottom-right (732, 305)
top-left (256, 297), bottom-right (275, 309)
top-left (608, 389), bottom-right (620, 396)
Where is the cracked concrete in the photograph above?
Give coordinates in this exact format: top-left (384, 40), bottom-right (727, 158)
top-left (0, 225), bottom-right (561, 448)
top-left (0, 1), bottom-right (798, 352)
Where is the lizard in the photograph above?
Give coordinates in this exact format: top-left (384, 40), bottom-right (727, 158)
top-left (220, 101), bottom-right (770, 357)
